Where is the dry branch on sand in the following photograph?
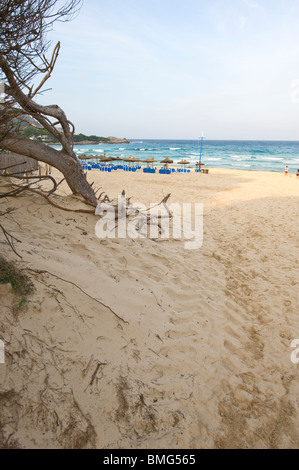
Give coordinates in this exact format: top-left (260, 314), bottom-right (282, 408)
top-left (95, 191), bottom-right (173, 237)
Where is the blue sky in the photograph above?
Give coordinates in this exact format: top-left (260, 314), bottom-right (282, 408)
top-left (38, 0), bottom-right (299, 140)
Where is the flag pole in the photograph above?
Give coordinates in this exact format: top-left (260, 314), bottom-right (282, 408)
top-left (199, 132), bottom-right (203, 166)
top-left (198, 131), bottom-right (205, 171)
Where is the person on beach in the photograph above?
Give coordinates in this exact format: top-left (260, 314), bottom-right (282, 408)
top-left (296, 169), bottom-right (299, 179)
top-left (285, 165), bottom-right (289, 175)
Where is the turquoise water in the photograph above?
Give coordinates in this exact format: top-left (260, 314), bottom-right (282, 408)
top-left (56, 140), bottom-right (299, 173)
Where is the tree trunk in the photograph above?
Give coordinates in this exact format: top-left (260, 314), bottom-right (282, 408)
top-left (0, 134), bottom-right (97, 206)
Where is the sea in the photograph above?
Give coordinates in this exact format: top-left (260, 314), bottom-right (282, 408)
top-left (58, 140), bottom-right (299, 173)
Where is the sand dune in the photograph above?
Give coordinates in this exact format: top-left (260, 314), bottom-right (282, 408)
top-left (0, 168), bottom-right (298, 449)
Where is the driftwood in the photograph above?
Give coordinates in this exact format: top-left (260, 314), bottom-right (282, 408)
top-left (0, 164), bottom-right (172, 259)
top-left (95, 191), bottom-right (173, 237)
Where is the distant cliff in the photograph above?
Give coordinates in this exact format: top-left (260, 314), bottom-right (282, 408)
top-left (103, 136), bottom-right (131, 144)
top-left (19, 127), bottom-right (130, 145)
top-left (73, 134), bottom-right (130, 145)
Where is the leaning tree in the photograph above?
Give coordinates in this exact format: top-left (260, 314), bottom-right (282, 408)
top-left (0, 0), bottom-right (97, 205)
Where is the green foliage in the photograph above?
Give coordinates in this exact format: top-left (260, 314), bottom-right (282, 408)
top-left (72, 133), bottom-right (109, 143)
top-left (19, 126), bottom-right (58, 142)
top-left (18, 127), bottom-right (110, 143)
top-left (0, 256), bottom-right (34, 311)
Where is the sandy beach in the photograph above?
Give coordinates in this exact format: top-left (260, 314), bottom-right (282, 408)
top-left (0, 167), bottom-right (298, 449)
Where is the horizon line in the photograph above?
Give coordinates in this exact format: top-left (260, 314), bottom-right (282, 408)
top-left (126, 138), bottom-right (299, 142)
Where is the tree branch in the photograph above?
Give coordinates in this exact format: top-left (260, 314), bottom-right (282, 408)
top-left (30, 41), bottom-right (60, 98)
top-left (0, 52), bottom-right (74, 155)
top-left (0, 223), bottom-right (22, 257)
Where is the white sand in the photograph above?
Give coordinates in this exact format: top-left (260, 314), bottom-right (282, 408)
top-left (0, 168), bottom-right (298, 449)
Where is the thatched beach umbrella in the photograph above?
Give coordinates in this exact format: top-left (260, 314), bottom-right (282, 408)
top-left (123, 155), bottom-right (138, 167)
top-left (130, 156), bottom-right (143, 168)
top-left (98, 156), bottom-right (113, 166)
top-left (80, 154), bottom-right (100, 163)
top-left (122, 157), bottom-right (135, 169)
top-left (80, 154), bottom-right (104, 162)
top-left (195, 161), bottom-right (205, 170)
top-left (143, 158), bottom-right (154, 168)
top-left (178, 159), bottom-right (190, 169)
top-left (106, 156), bottom-right (118, 167)
top-left (93, 154), bottom-right (102, 161)
top-left (142, 157), bottom-right (157, 168)
top-left (111, 156), bottom-right (124, 167)
top-left (160, 157), bottom-right (173, 169)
